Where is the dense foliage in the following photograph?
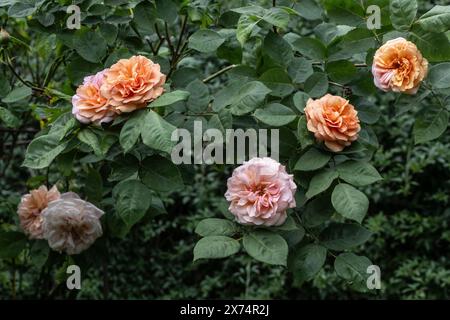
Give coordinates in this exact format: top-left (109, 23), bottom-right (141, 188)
top-left (1, 0), bottom-right (450, 299)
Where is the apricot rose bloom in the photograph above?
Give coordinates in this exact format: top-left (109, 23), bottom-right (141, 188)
top-left (42, 192), bottom-right (104, 255)
top-left (304, 94), bottom-right (360, 152)
top-left (225, 157), bottom-right (297, 226)
top-left (372, 37), bottom-right (428, 94)
top-left (72, 70), bottom-right (117, 124)
top-left (101, 55), bottom-right (166, 113)
top-left (17, 185), bottom-right (60, 239)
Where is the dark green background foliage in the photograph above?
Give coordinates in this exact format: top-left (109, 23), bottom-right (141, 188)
top-left (1, 0), bottom-right (450, 299)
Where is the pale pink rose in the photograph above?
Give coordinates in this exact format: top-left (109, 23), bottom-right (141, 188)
top-left (100, 55), bottom-right (166, 113)
top-left (304, 94), bottom-right (360, 152)
top-left (372, 37), bottom-right (428, 94)
top-left (225, 157), bottom-right (297, 226)
top-left (42, 192), bottom-right (104, 255)
top-left (72, 70), bottom-right (117, 124)
top-left (17, 185), bottom-right (60, 239)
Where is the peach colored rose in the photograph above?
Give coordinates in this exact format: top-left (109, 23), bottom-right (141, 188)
top-left (225, 157), bottom-right (297, 226)
top-left (42, 192), bottom-right (104, 255)
top-left (17, 185), bottom-right (60, 239)
top-left (100, 55), bottom-right (166, 113)
top-left (72, 70), bottom-right (117, 124)
top-left (372, 37), bottom-right (428, 94)
top-left (304, 94), bottom-right (360, 152)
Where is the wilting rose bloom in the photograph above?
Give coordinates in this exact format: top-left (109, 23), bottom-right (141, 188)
top-left (225, 157), bottom-right (297, 226)
top-left (72, 70), bottom-right (117, 124)
top-left (42, 192), bottom-right (104, 255)
top-left (17, 185), bottom-right (60, 239)
top-left (304, 94), bottom-right (360, 152)
top-left (100, 55), bottom-right (166, 113)
top-left (372, 37), bottom-right (428, 94)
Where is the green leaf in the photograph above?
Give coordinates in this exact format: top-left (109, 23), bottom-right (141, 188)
top-left (302, 194), bottom-right (335, 228)
top-left (297, 115), bottom-right (315, 150)
top-left (254, 103), bottom-right (296, 126)
top-left (140, 155), bottom-right (184, 193)
top-left (108, 155), bottom-right (139, 182)
top-left (84, 168), bottom-right (103, 205)
top-left (289, 244), bottom-right (327, 284)
top-left (155, 0), bottom-right (177, 24)
top-left (428, 62), bottom-right (450, 89)
top-left (336, 161), bottom-right (382, 186)
top-left (306, 169), bottom-right (338, 199)
top-left (262, 7), bottom-right (290, 29)
top-left (334, 252), bottom-right (373, 292)
top-left (212, 82), bottom-right (242, 112)
top-left (293, 92), bottom-right (310, 112)
top-left (323, 0), bottom-right (365, 27)
top-left (189, 30), bottom-right (225, 53)
top-left (0, 231), bottom-right (27, 259)
top-left (132, 0), bottom-right (157, 34)
top-left (195, 218), bottom-right (238, 237)
top-left (193, 236), bottom-right (240, 261)
top-left (141, 110), bottom-right (177, 154)
top-left (23, 135), bottom-right (68, 169)
top-left (2, 86), bottom-right (32, 103)
top-left (30, 240), bottom-right (49, 269)
top-left (150, 90), bottom-right (190, 107)
top-left (0, 106), bottom-right (20, 128)
top-left (119, 110), bottom-right (145, 153)
top-left (259, 68), bottom-right (294, 98)
top-left (288, 57), bottom-right (313, 84)
top-left (416, 5), bottom-right (450, 33)
top-left (236, 14), bottom-right (260, 46)
top-left (73, 28), bottom-right (107, 63)
top-left (243, 230), bottom-right (288, 266)
top-left (113, 179), bottom-right (152, 227)
top-left (410, 27), bottom-right (450, 62)
top-left (99, 23), bottom-right (118, 45)
top-left (320, 223), bottom-right (372, 250)
top-left (77, 129), bottom-right (103, 157)
top-left (389, 0), bottom-right (418, 31)
top-left (186, 80), bottom-right (210, 113)
top-left (230, 81), bottom-right (271, 115)
top-left (304, 72), bottom-right (329, 98)
top-left (356, 104), bottom-right (381, 124)
top-left (292, 37), bottom-right (327, 60)
top-left (331, 183), bottom-right (369, 224)
top-left (263, 32), bottom-right (293, 64)
top-left (8, 1), bottom-right (37, 18)
top-left (326, 60), bottom-right (357, 84)
top-left (413, 107), bottom-right (449, 144)
top-left (294, 0), bottom-right (323, 21)
top-left (294, 148), bottom-right (331, 171)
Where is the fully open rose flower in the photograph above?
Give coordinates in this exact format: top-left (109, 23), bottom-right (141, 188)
top-left (17, 185), bottom-right (60, 239)
top-left (42, 192), bottom-right (104, 255)
top-left (72, 70), bottom-right (117, 124)
top-left (372, 37), bottom-right (428, 94)
top-left (304, 94), bottom-right (360, 152)
top-left (101, 55), bottom-right (166, 113)
top-left (225, 157), bottom-right (297, 226)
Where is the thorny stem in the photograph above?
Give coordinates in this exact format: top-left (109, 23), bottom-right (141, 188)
top-left (202, 64), bottom-right (237, 83)
top-left (11, 259), bottom-right (16, 299)
top-left (244, 259), bottom-right (252, 299)
top-left (166, 17), bottom-right (190, 80)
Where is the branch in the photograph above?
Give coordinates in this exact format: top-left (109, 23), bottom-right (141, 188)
top-left (202, 64), bottom-right (237, 83)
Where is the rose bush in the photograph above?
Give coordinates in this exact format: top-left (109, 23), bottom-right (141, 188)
top-left (0, 0), bottom-right (450, 298)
